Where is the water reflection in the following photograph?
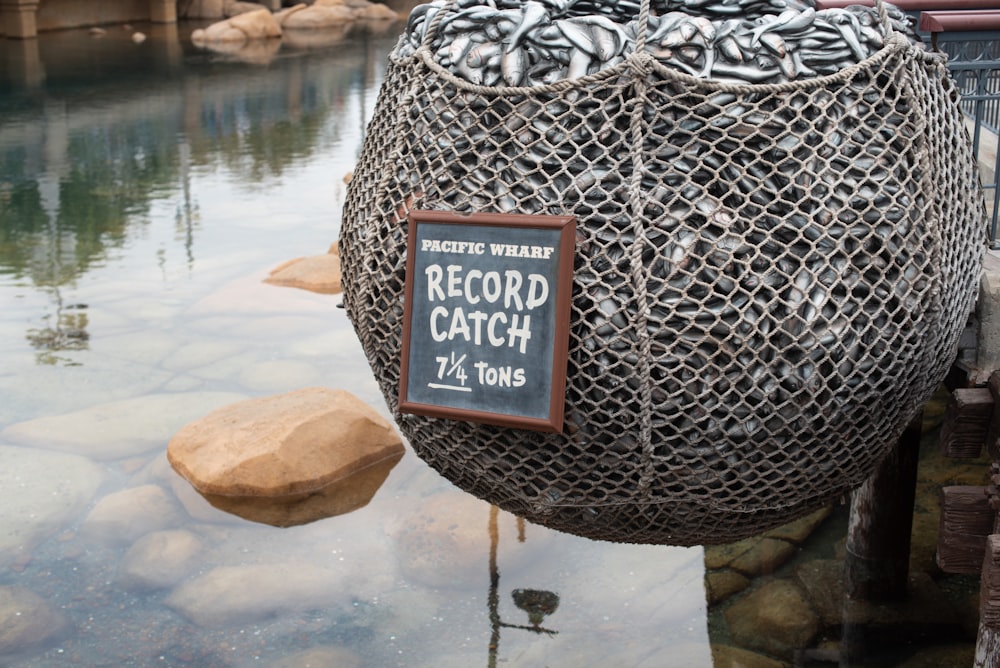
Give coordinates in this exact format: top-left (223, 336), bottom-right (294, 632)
top-left (197, 449), bottom-right (404, 527)
top-left (487, 506), bottom-right (559, 667)
top-left (1, 20), bottom-right (388, 367)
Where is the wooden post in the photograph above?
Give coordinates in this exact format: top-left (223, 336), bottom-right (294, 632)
top-left (975, 535), bottom-right (1000, 666)
top-left (839, 412), bottom-right (922, 667)
top-left (844, 411), bottom-right (923, 601)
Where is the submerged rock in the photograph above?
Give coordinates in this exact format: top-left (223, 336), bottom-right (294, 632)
top-left (167, 387), bottom-right (403, 497)
top-left (0, 586), bottom-right (69, 659)
top-left (725, 579), bottom-right (819, 660)
top-left (1, 392), bottom-right (247, 460)
top-left (81, 484), bottom-right (185, 546)
top-left (117, 530), bottom-right (204, 592)
top-left (710, 644), bottom-right (789, 668)
top-left (0, 446), bottom-right (105, 568)
top-left (165, 562), bottom-right (354, 627)
top-left (267, 646), bottom-right (362, 668)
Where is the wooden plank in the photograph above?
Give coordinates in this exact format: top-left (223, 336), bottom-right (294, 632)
top-left (937, 486), bottom-right (995, 574)
top-left (976, 535), bottom-right (1000, 666)
top-left (940, 388), bottom-right (994, 459)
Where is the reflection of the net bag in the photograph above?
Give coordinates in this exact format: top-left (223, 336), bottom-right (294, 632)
top-left (339, 0), bottom-right (988, 544)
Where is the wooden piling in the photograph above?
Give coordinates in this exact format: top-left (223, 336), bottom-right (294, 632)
top-left (975, 535), bottom-right (1000, 667)
top-left (839, 412), bottom-right (923, 667)
top-left (843, 411), bottom-right (923, 601)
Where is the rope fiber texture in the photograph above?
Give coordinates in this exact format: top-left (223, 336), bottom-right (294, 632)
top-left (339, 0), bottom-right (987, 545)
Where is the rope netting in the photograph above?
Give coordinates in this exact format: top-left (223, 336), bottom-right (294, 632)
top-left (339, 0), bottom-right (987, 544)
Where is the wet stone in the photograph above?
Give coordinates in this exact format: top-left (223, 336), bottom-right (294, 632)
top-left (705, 568), bottom-right (751, 606)
top-left (763, 506), bottom-right (833, 545)
top-left (895, 643), bottom-right (976, 667)
top-left (391, 491), bottom-right (551, 589)
top-left (0, 446), bottom-right (105, 568)
top-left (167, 387), bottom-right (403, 497)
top-left (263, 253), bottom-right (342, 295)
top-left (729, 538), bottom-right (798, 577)
top-left (710, 643), bottom-right (790, 668)
top-left (81, 484), bottom-right (185, 547)
top-left (117, 530), bottom-right (204, 592)
top-left (724, 579), bottom-right (819, 660)
top-left (267, 645), bottom-right (362, 668)
top-left (0, 586), bottom-right (69, 659)
top-left (165, 563), bottom-right (355, 627)
top-left (793, 558), bottom-right (966, 636)
top-left (2, 392), bottom-right (247, 461)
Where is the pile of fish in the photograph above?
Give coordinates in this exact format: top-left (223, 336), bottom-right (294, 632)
top-left (397, 0), bottom-right (918, 85)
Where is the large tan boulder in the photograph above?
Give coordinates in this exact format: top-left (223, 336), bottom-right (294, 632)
top-left (355, 2), bottom-right (398, 20)
top-left (226, 7), bottom-right (282, 39)
top-left (199, 449), bottom-right (402, 526)
top-left (225, 0), bottom-right (269, 16)
top-left (264, 251), bottom-right (342, 294)
top-left (280, 3), bottom-right (356, 28)
top-left (167, 387), bottom-right (403, 497)
top-left (192, 7), bottom-right (281, 44)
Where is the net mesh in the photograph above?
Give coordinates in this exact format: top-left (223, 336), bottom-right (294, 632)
top-left (339, 0), bottom-right (987, 544)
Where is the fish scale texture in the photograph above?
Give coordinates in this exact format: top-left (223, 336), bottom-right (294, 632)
top-left (339, 0), bottom-right (987, 545)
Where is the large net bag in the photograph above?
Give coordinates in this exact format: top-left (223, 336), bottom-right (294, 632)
top-left (340, 0), bottom-right (987, 544)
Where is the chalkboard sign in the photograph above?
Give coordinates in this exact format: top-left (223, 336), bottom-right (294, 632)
top-left (399, 210), bottom-right (575, 432)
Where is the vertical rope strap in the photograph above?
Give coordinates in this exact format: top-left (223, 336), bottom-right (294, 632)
top-left (626, 0), bottom-right (657, 498)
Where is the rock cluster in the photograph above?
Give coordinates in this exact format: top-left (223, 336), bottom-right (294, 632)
top-left (191, 1), bottom-right (398, 46)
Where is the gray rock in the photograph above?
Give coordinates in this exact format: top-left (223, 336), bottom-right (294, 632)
top-left (117, 530), bottom-right (204, 592)
top-left (0, 446), bottom-right (104, 568)
top-left (165, 562), bottom-right (354, 627)
top-left (266, 646), bottom-right (362, 668)
top-left (2, 392), bottom-right (247, 460)
top-left (0, 586), bottom-right (69, 659)
top-left (81, 484), bottom-right (185, 546)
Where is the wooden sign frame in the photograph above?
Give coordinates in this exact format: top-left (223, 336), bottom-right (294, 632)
top-left (398, 210), bottom-right (575, 433)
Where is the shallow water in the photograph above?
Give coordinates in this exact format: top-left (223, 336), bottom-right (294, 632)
top-left (0, 12), bottom-right (986, 668)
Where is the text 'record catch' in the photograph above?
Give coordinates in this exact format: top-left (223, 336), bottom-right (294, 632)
top-left (399, 211), bottom-right (575, 432)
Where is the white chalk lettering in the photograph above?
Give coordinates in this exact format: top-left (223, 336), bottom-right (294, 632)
top-left (488, 243), bottom-right (555, 259)
top-left (420, 239), bottom-right (487, 255)
top-left (474, 362), bottom-right (527, 387)
top-left (426, 309), bottom-right (531, 353)
top-left (423, 264), bottom-right (549, 311)
top-left (425, 265), bottom-right (445, 301)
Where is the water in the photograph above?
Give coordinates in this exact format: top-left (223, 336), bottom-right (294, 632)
top-left (0, 12), bottom-right (986, 668)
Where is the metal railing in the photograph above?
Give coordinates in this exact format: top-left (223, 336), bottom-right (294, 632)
top-left (928, 30), bottom-right (1000, 246)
